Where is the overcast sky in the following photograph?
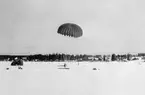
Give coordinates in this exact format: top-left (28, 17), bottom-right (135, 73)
top-left (0, 0), bottom-right (145, 55)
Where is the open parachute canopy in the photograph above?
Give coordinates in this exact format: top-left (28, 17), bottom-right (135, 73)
top-left (11, 58), bottom-right (23, 66)
top-left (57, 23), bottom-right (83, 38)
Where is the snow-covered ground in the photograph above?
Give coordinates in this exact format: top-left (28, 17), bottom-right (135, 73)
top-left (0, 61), bottom-right (145, 95)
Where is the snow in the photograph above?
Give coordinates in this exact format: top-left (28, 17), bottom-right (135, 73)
top-left (0, 61), bottom-right (145, 95)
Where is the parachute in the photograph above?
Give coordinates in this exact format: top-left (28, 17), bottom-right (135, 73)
top-left (57, 23), bottom-right (83, 38)
top-left (11, 58), bottom-right (23, 66)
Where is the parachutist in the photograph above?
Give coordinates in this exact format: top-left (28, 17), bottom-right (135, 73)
top-left (64, 63), bottom-right (67, 68)
top-left (18, 66), bottom-right (23, 69)
top-left (6, 68), bottom-right (9, 70)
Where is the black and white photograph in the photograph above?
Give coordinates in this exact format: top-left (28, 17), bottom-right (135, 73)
top-left (0, 0), bottom-right (145, 95)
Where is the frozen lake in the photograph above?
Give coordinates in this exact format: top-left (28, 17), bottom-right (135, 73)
top-left (0, 61), bottom-right (145, 95)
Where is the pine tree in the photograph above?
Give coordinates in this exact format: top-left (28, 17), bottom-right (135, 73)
top-left (111, 54), bottom-right (116, 61)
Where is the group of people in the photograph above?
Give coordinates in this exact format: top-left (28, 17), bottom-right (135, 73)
top-left (6, 57), bottom-right (23, 70)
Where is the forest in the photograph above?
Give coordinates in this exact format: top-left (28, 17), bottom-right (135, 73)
top-left (0, 53), bottom-right (144, 62)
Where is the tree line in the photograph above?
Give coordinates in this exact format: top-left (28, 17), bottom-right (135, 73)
top-left (0, 53), bottom-right (144, 62)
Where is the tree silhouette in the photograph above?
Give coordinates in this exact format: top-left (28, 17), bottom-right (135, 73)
top-left (111, 54), bottom-right (116, 61)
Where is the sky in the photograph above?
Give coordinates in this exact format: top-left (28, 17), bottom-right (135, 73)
top-left (0, 0), bottom-right (145, 55)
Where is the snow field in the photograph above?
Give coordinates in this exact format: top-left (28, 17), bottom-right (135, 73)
top-left (0, 61), bottom-right (144, 95)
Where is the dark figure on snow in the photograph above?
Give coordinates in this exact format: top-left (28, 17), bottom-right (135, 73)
top-left (11, 57), bottom-right (23, 69)
top-left (63, 63), bottom-right (67, 68)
